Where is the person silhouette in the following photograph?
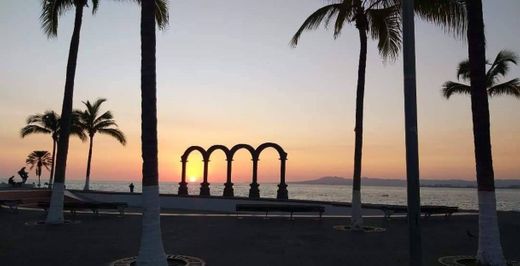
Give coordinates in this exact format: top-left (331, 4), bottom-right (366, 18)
top-left (17, 167), bottom-right (29, 183)
top-left (129, 183), bottom-right (135, 193)
top-left (8, 176), bottom-right (15, 185)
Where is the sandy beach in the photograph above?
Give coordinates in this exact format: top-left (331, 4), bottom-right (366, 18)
top-left (1, 209), bottom-right (518, 266)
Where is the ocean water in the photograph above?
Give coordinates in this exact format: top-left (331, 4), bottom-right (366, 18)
top-left (62, 180), bottom-right (520, 212)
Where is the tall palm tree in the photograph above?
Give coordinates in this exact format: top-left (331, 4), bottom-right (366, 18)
top-left (26, 151), bottom-right (53, 188)
top-left (137, 0), bottom-right (169, 265)
top-left (443, 50), bottom-right (520, 99)
top-left (76, 98), bottom-right (126, 191)
top-left (291, 0), bottom-right (466, 230)
top-left (21, 111), bottom-right (86, 188)
top-left (465, 1), bottom-right (506, 265)
top-left (41, 0), bottom-right (101, 224)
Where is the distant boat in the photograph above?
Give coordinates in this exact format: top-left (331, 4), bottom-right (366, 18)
top-left (382, 194), bottom-right (389, 197)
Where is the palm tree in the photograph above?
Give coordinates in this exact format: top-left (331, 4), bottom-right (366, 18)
top-left (136, 0), bottom-right (169, 264)
top-left (26, 151), bottom-right (53, 188)
top-left (442, 50), bottom-right (520, 99)
top-left (465, 1), bottom-right (506, 265)
top-left (75, 98), bottom-right (126, 191)
top-left (21, 111), bottom-right (86, 188)
top-left (41, 0), bottom-right (101, 224)
top-left (291, 0), bottom-right (466, 230)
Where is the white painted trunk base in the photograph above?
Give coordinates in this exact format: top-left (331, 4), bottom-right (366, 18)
top-left (83, 178), bottom-right (90, 191)
top-left (136, 185), bottom-right (168, 266)
top-left (476, 190), bottom-right (506, 266)
top-left (46, 182), bottom-right (65, 224)
top-left (350, 189), bottom-right (363, 229)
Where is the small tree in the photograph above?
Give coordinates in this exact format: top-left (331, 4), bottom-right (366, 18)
top-left (75, 98), bottom-right (126, 191)
top-left (26, 151), bottom-right (53, 188)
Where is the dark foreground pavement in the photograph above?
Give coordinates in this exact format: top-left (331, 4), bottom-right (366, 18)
top-left (1, 210), bottom-right (519, 266)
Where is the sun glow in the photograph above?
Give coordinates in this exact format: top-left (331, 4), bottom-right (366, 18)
top-left (188, 176), bottom-right (199, 183)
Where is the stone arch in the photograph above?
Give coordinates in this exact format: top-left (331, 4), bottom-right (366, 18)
top-left (229, 144), bottom-right (259, 198)
top-left (256, 142), bottom-right (288, 200)
top-left (178, 146), bottom-right (207, 196)
top-left (256, 142), bottom-right (287, 160)
top-left (229, 144), bottom-right (256, 161)
top-left (206, 145), bottom-right (233, 197)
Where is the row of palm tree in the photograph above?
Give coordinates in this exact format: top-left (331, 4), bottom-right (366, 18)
top-left (292, 0), bottom-right (516, 265)
top-left (20, 99), bottom-right (126, 190)
top-left (38, 0), bottom-right (169, 264)
top-left (34, 0), bottom-right (515, 265)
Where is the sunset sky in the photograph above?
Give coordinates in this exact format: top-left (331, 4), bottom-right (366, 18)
top-left (0, 0), bottom-right (519, 186)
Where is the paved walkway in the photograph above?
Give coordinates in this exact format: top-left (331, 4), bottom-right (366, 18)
top-left (1, 209), bottom-right (519, 265)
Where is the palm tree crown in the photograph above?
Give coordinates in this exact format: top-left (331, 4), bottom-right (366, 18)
top-left (442, 49), bottom-right (520, 98)
top-left (21, 110), bottom-right (86, 141)
top-left (76, 98), bottom-right (126, 143)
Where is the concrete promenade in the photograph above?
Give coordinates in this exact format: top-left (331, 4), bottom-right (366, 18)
top-left (1, 209), bottom-right (519, 266)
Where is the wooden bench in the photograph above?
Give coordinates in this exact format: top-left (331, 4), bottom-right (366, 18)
top-left (380, 205), bottom-right (458, 219)
top-left (38, 201), bottom-right (128, 216)
top-left (236, 204), bottom-right (325, 219)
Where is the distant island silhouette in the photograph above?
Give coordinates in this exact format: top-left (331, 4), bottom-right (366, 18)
top-left (290, 176), bottom-right (520, 189)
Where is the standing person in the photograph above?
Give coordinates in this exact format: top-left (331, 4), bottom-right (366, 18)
top-left (129, 183), bottom-right (135, 193)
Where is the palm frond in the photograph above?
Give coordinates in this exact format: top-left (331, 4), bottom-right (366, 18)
top-left (290, 3), bottom-right (344, 47)
top-left (94, 119), bottom-right (118, 130)
top-left (91, 0), bottom-right (99, 14)
top-left (332, 3), bottom-right (353, 39)
top-left (366, 5), bottom-right (402, 61)
top-left (456, 59), bottom-right (470, 81)
top-left (442, 81), bottom-right (471, 98)
top-left (98, 128), bottom-right (127, 145)
top-left (93, 111), bottom-right (114, 126)
top-left (154, 0), bottom-right (170, 30)
top-left (488, 78), bottom-right (520, 98)
top-left (20, 125), bottom-right (52, 138)
top-left (40, 0), bottom-right (75, 38)
top-left (414, 0), bottom-right (467, 37)
top-left (487, 50), bottom-right (518, 83)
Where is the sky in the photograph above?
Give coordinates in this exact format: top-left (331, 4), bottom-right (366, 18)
top-left (0, 0), bottom-right (519, 186)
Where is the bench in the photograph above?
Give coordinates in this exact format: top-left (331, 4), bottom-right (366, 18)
top-left (0, 199), bottom-right (23, 212)
top-left (236, 204), bottom-right (325, 219)
top-left (380, 205), bottom-right (458, 219)
top-left (38, 201), bottom-right (128, 216)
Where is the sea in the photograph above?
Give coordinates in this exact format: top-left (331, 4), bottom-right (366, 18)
top-left (61, 180), bottom-right (520, 212)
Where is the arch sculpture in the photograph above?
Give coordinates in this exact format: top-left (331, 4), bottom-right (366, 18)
top-left (178, 142), bottom-right (288, 200)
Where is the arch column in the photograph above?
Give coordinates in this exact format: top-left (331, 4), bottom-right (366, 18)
top-left (276, 154), bottom-right (288, 200)
top-left (249, 157), bottom-right (260, 199)
top-left (223, 159), bottom-right (234, 197)
top-left (200, 159), bottom-right (210, 196)
top-left (178, 158), bottom-right (188, 195)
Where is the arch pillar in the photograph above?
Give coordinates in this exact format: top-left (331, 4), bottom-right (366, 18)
top-left (276, 155), bottom-right (288, 200)
top-left (249, 158), bottom-right (260, 199)
top-left (223, 159), bottom-right (234, 197)
top-left (178, 158), bottom-right (189, 196)
top-left (200, 159), bottom-right (210, 196)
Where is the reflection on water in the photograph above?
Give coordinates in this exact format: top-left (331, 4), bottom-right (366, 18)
top-left (63, 180), bottom-right (520, 212)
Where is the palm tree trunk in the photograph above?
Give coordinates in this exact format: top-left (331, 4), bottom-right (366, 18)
top-left (83, 135), bottom-right (94, 191)
top-left (466, 1), bottom-right (506, 265)
top-left (46, 2), bottom-right (84, 224)
top-left (48, 140), bottom-right (57, 188)
top-left (136, 0), bottom-right (167, 265)
top-left (350, 14), bottom-right (368, 230)
top-left (402, 0), bottom-right (423, 264)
